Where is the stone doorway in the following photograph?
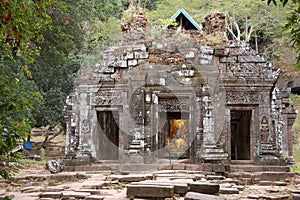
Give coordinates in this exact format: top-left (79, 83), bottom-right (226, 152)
top-left (97, 111), bottom-right (119, 160)
top-left (159, 112), bottom-right (189, 159)
top-left (230, 110), bottom-right (251, 160)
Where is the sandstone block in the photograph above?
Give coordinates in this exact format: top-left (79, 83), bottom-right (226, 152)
top-left (202, 163), bottom-right (213, 172)
top-left (238, 55), bottom-right (264, 63)
top-left (134, 51), bottom-right (149, 59)
top-left (132, 44), bottom-right (146, 51)
top-left (184, 192), bottom-right (225, 200)
top-left (62, 191), bottom-right (91, 199)
top-left (39, 192), bottom-right (62, 199)
top-left (200, 46), bottom-right (214, 54)
top-left (219, 56), bottom-right (237, 63)
top-left (212, 163), bottom-right (225, 173)
top-left (293, 193), bottom-right (300, 200)
top-left (128, 59), bottom-right (138, 66)
top-left (126, 184), bottom-right (174, 199)
top-left (189, 182), bottom-right (220, 194)
top-left (85, 196), bottom-right (104, 200)
top-left (219, 187), bottom-right (239, 194)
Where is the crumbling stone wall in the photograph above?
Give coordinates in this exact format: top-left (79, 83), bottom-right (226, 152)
top-left (64, 9), bottom-right (297, 169)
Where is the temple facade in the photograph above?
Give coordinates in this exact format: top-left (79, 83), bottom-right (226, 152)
top-left (64, 8), bottom-right (297, 171)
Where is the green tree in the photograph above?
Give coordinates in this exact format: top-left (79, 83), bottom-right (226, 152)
top-left (0, 0), bottom-right (51, 179)
top-left (266, 0), bottom-right (300, 69)
top-left (30, 0), bottom-right (125, 126)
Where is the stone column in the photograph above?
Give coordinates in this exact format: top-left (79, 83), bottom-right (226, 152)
top-left (201, 87), bottom-right (228, 165)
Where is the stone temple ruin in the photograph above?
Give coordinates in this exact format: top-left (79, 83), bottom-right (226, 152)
top-left (64, 8), bottom-right (298, 172)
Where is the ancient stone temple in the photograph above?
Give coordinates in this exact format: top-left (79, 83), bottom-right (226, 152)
top-left (64, 8), bottom-right (297, 172)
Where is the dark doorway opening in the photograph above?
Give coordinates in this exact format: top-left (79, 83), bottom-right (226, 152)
top-left (230, 110), bottom-right (251, 160)
top-left (97, 111), bottom-right (119, 160)
top-left (159, 112), bottom-right (189, 159)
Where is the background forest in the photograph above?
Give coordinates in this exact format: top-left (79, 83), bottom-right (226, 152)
top-left (0, 0), bottom-right (299, 178)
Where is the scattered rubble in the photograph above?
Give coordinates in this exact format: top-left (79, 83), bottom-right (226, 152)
top-left (1, 167), bottom-right (300, 200)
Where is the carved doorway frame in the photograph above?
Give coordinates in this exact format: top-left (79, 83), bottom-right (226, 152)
top-left (94, 106), bottom-right (124, 161)
top-left (151, 90), bottom-right (197, 161)
top-left (227, 106), bottom-right (258, 162)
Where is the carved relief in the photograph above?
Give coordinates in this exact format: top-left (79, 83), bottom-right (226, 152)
top-left (261, 116), bottom-right (270, 143)
top-left (94, 91), bottom-right (122, 105)
top-left (226, 91), bottom-right (259, 104)
top-left (158, 98), bottom-right (189, 112)
top-left (81, 119), bottom-right (89, 133)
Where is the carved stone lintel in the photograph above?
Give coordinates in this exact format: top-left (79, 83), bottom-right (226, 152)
top-left (158, 98), bottom-right (189, 112)
top-left (226, 91), bottom-right (259, 104)
top-left (94, 91), bottom-right (122, 105)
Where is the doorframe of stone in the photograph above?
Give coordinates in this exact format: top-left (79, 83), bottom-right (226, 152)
top-left (226, 105), bottom-right (258, 162)
top-left (151, 90), bottom-right (198, 161)
top-left (94, 106), bottom-right (124, 161)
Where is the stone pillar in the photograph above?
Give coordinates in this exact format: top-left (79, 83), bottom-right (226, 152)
top-left (201, 87), bottom-right (228, 165)
top-left (286, 107), bottom-right (297, 160)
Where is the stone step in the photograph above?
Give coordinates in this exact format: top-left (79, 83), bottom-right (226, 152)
top-left (230, 165), bottom-right (290, 172)
top-left (184, 192), bottom-right (225, 200)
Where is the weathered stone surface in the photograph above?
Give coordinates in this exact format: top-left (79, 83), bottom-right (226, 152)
top-left (116, 174), bottom-right (153, 182)
top-left (184, 192), bottom-right (225, 200)
top-left (62, 191), bottom-right (91, 199)
top-left (219, 187), bottom-right (239, 194)
top-left (131, 180), bottom-right (189, 195)
top-left (81, 181), bottom-right (106, 189)
top-left (292, 193), bottom-right (300, 200)
top-left (259, 181), bottom-right (272, 186)
top-left (126, 184), bottom-right (174, 198)
top-left (219, 56), bottom-right (237, 63)
top-left (273, 181), bottom-right (288, 186)
top-left (85, 196), bottom-right (105, 200)
top-left (39, 192), bottom-right (62, 199)
top-left (189, 182), bottom-right (220, 194)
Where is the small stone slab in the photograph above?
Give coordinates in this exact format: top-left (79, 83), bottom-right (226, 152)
top-left (184, 192), bottom-right (225, 200)
top-left (82, 181), bottom-right (106, 189)
top-left (189, 182), bottom-right (220, 195)
top-left (131, 180), bottom-right (188, 195)
top-left (292, 193), bottom-right (300, 200)
top-left (85, 196), bottom-right (104, 200)
top-left (232, 185), bottom-right (245, 191)
top-left (273, 181), bottom-right (287, 186)
top-left (219, 187), bottom-right (239, 194)
top-left (126, 184), bottom-right (174, 199)
top-left (259, 181), bottom-right (272, 186)
top-left (39, 192), bottom-right (62, 199)
top-left (62, 191), bottom-right (91, 199)
top-left (206, 175), bottom-right (225, 180)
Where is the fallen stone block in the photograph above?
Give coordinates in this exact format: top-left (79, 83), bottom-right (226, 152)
top-left (189, 182), bottom-right (220, 195)
top-left (292, 193), bottom-right (300, 200)
top-left (219, 187), bottom-right (239, 194)
top-left (81, 181), bottom-right (106, 189)
top-left (131, 180), bottom-right (188, 195)
top-left (126, 184), bottom-right (174, 199)
top-left (117, 174), bottom-right (153, 182)
top-left (273, 181), bottom-right (288, 186)
top-left (39, 192), bottom-right (62, 199)
top-left (62, 191), bottom-right (91, 199)
top-left (184, 192), bottom-right (225, 200)
top-left (85, 195), bottom-right (105, 200)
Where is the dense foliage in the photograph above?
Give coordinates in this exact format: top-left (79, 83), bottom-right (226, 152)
top-left (266, 0), bottom-right (300, 69)
top-left (0, 0), bottom-right (50, 179)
